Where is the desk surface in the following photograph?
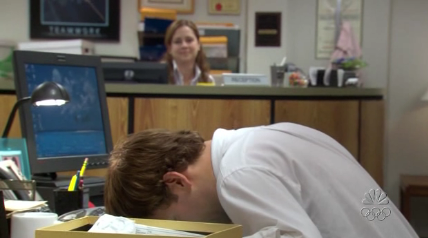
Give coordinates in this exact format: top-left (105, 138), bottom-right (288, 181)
top-left (0, 79), bottom-right (384, 98)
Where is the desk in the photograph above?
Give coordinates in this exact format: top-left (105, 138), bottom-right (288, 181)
top-left (400, 174), bottom-right (428, 221)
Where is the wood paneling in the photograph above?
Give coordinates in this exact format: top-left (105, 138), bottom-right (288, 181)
top-left (0, 95), bottom-right (21, 138)
top-left (106, 97), bottom-right (129, 145)
top-left (274, 100), bottom-right (360, 158)
top-left (359, 100), bottom-right (384, 187)
top-left (0, 92), bottom-right (385, 182)
top-left (134, 98), bottom-right (271, 140)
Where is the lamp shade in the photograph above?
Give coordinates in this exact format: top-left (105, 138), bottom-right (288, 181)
top-left (31, 81), bottom-right (70, 106)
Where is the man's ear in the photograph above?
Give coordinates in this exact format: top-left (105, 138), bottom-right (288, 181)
top-left (163, 171), bottom-right (192, 192)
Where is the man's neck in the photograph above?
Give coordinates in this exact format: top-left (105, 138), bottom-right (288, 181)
top-left (187, 141), bottom-right (232, 224)
top-left (202, 141), bottom-right (215, 181)
top-left (176, 62), bottom-right (195, 85)
top-left (188, 141), bottom-right (216, 186)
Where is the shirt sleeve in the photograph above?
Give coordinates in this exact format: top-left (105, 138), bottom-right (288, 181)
top-left (218, 167), bottom-right (323, 238)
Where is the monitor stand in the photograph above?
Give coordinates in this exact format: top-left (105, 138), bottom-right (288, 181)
top-left (33, 172), bottom-right (105, 209)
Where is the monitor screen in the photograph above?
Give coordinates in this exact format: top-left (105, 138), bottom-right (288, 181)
top-left (24, 64), bottom-right (107, 159)
top-left (13, 51), bottom-right (113, 176)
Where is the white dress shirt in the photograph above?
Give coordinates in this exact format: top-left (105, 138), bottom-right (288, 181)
top-left (211, 123), bottom-right (418, 238)
top-left (172, 61), bottom-right (215, 85)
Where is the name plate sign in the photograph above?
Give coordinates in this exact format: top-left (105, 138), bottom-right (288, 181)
top-left (223, 73), bottom-right (270, 86)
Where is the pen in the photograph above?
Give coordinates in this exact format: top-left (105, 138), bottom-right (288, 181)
top-left (74, 170), bottom-right (80, 191)
top-left (79, 158), bottom-right (88, 190)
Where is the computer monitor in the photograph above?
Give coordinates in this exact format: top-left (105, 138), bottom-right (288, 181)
top-left (12, 51), bottom-right (113, 178)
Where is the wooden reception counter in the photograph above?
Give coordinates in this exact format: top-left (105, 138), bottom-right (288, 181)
top-left (0, 80), bottom-right (385, 186)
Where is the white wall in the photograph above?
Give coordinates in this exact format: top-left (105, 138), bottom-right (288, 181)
top-left (387, 0), bottom-right (428, 235)
top-left (245, 0), bottom-right (288, 75)
top-left (283, 0), bottom-right (391, 88)
top-left (0, 0), bottom-right (28, 42)
top-left (0, 0), bottom-right (140, 58)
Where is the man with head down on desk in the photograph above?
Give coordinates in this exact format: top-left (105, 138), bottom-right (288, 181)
top-left (104, 122), bottom-right (418, 238)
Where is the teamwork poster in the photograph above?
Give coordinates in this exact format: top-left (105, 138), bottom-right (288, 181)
top-left (29, 0), bottom-right (120, 41)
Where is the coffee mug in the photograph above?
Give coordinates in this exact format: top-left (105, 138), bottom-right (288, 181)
top-left (11, 212), bottom-right (58, 238)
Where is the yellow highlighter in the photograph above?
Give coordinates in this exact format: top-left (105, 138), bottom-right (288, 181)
top-left (68, 174), bottom-right (77, 191)
top-left (197, 82), bottom-right (215, 86)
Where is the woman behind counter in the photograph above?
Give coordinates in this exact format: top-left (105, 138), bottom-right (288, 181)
top-left (163, 19), bottom-right (215, 85)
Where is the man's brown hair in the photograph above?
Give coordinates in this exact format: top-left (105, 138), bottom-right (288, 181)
top-left (104, 129), bottom-right (205, 218)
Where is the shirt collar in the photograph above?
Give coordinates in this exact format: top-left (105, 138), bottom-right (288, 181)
top-left (173, 60), bottom-right (201, 85)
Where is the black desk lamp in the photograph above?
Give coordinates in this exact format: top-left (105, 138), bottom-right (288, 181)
top-left (2, 81), bottom-right (70, 138)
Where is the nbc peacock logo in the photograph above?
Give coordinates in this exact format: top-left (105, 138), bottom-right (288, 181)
top-left (360, 188), bottom-right (392, 221)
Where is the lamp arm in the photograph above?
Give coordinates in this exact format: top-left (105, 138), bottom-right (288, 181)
top-left (2, 97), bottom-right (31, 138)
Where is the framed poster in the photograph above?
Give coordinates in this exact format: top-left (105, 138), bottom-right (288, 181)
top-left (208, 0), bottom-right (241, 15)
top-left (138, 0), bottom-right (194, 14)
top-left (30, 0), bottom-right (121, 42)
top-left (255, 12), bottom-right (281, 47)
top-left (316, 0), bottom-right (363, 59)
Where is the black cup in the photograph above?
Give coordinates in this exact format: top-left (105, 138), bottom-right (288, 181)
top-left (53, 188), bottom-right (83, 216)
top-left (316, 70), bottom-right (325, 87)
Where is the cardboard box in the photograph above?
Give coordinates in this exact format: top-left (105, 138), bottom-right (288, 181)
top-left (36, 216), bottom-right (242, 238)
top-left (140, 8), bottom-right (177, 21)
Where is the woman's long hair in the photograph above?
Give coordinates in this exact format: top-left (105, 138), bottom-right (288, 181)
top-left (163, 20), bottom-right (210, 84)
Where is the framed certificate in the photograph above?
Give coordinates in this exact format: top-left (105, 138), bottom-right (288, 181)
top-left (138, 0), bottom-right (194, 14)
top-left (208, 0), bottom-right (241, 15)
top-left (315, 0), bottom-right (363, 59)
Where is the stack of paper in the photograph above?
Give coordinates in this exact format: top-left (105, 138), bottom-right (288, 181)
top-left (200, 36), bottom-right (228, 58)
top-left (89, 214), bottom-right (203, 237)
top-left (4, 200), bottom-right (47, 218)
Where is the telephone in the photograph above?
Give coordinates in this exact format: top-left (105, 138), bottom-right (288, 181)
top-left (58, 207), bottom-right (106, 222)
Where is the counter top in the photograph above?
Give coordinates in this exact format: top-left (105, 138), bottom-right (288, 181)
top-left (0, 79), bottom-right (384, 98)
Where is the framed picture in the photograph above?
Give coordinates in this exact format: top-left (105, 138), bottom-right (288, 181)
top-left (138, 0), bottom-right (194, 14)
top-left (0, 138), bottom-right (31, 181)
top-left (315, 0), bottom-right (363, 59)
top-left (29, 0), bottom-right (121, 42)
top-left (208, 0), bottom-right (241, 15)
top-left (255, 12), bottom-right (282, 47)
top-left (0, 151), bottom-right (24, 179)
top-left (0, 160), bottom-right (26, 181)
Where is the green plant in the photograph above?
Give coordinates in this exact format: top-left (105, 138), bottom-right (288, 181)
top-left (333, 57), bottom-right (368, 70)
